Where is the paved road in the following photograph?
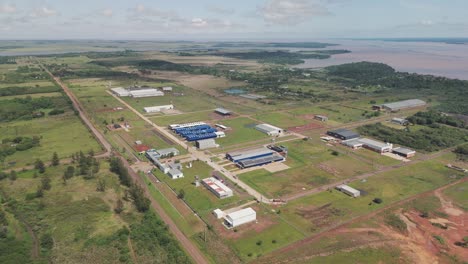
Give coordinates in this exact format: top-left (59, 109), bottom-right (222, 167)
top-left (108, 91), bottom-right (275, 204)
top-left (40, 64), bottom-right (209, 264)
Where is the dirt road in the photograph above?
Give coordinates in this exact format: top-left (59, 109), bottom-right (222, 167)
top-left (40, 63), bottom-right (209, 264)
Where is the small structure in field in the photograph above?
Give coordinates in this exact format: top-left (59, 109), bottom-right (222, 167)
top-left (391, 117), bottom-right (409, 126)
top-left (392, 147), bottom-right (416, 158)
top-left (255, 123), bottom-right (284, 136)
top-left (224, 207), bottom-right (256, 228)
top-left (202, 177), bottom-right (233, 199)
top-left (213, 209), bottom-right (225, 219)
top-left (314, 115), bottom-right (328, 122)
top-left (214, 108), bottom-right (232, 116)
top-left (336, 184), bottom-right (360, 197)
top-left (144, 105), bottom-right (174, 113)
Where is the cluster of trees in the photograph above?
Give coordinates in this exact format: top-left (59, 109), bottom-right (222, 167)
top-left (454, 145), bottom-right (468, 161)
top-left (71, 151), bottom-right (100, 178)
top-left (325, 62), bottom-right (468, 114)
top-left (212, 50), bottom-right (350, 65)
top-left (408, 111), bottom-right (466, 128)
top-left (130, 212), bottom-right (191, 264)
top-left (0, 136), bottom-right (41, 161)
top-left (212, 41), bottom-right (337, 48)
top-left (109, 157), bottom-right (150, 212)
top-left (0, 96), bottom-right (69, 122)
top-left (0, 85), bottom-right (60, 97)
top-left (358, 123), bottom-right (468, 152)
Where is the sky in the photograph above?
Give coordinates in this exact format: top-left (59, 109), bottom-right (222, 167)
top-left (0, 0), bottom-right (467, 40)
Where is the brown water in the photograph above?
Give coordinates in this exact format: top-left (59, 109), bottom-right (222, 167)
top-left (296, 40), bottom-right (468, 80)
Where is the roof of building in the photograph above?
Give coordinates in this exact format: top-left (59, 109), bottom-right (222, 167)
top-left (111, 87), bottom-right (129, 94)
top-left (255, 123), bottom-right (283, 133)
top-left (226, 207), bottom-right (256, 220)
top-left (336, 184), bottom-right (360, 194)
top-left (342, 138), bottom-right (363, 147)
top-left (392, 117), bottom-right (407, 122)
top-left (129, 89), bottom-right (164, 96)
top-left (144, 105), bottom-right (174, 112)
top-left (168, 168), bottom-right (183, 176)
top-left (214, 108), bottom-right (231, 115)
top-left (202, 177), bottom-right (233, 197)
top-left (382, 99), bottom-right (426, 110)
top-left (156, 147), bottom-right (179, 156)
top-left (358, 138), bottom-right (392, 149)
top-left (328, 128), bottom-right (360, 138)
top-left (392, 147), bottom-right (416, 154)
top-left (238, 153), bottom-right (284, 168)
top-left (227, 147), bottom-right (274, 161)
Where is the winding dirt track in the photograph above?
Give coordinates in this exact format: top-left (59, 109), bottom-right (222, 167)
top-left (40, 62), bottom-right (209, 264)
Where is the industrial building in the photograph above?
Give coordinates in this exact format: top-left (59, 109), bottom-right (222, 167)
top-left (213, 209), bottom-right (225, 219)
top-left (162, 86), bottom-right (173, 91)
top-left (146, 150), bottom-right (184, 179)
top-left (168, 168), bottom-right (184, 179)
top-left (341, 138), bottom-right (363, 149)
top-left (155, 148), bottom-right (180, 158)
top-left (111, 87), bottom-right (131, 97)
top-left (129, 89), bottom-right (164, 98)
top-left (224, 207), bottom-right (256, 228)
top-left (392, 147), bottom-right (416, 158)
top-left (171, 123), bottom-right (225, 142)
top-left (202, 177), bottom-right (233, 199)
top-left (226, 147), bottom-right (285, 169)
top-left (314, 115), bottom-right (328, 122)
top-left (144, 105), bottom-right (174, 113)
top-left (214, 108), bottom-right (232, 116)
top-left (336, 185), bottom-right (360, 197)
top-left (380, 99), bottom-right (426, 112)
top-left (358, 138), bottom-right (393, 153)
top-left (391, 117), bottom-right (409, 126)
top-left (327, 129), bottom-right (360, 140)
top-left (196, 138), bottom-right (218, 150)
top-left (255, 123), bottom-right (284, 136)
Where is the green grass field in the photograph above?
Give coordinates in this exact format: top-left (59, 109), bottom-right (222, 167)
top-left (150, 110), bottom-right (215, 126)
top-left (288, 104), bottom-right (367, 124)
top-left (0, 114), bottom-right (102, 169)
top-left (238, 139), bottom-right (376, 198)
top-left (215, 117), bottom-right (269, 147)
top-left (254, 112), bottom-right (309, 128)
top-left (279, 159), bottom-right (464, 235)
top-left (442, 181), bottom-right (468, 210)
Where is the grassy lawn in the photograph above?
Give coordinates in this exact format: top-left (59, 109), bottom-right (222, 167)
top-left (0, 115), bottom-right (101, 169)
top-left (0, 92), bottom-right (63, 101)
top-left (238, 140), bottom-right (376, 198)
top-left (288, 104), bottom-right (367, 124)
top-left (254, 112), bottom-right (309, 128)
top-left (279, 159), bottom-right (464, 235)
top-left (216, 117), bottom-right (269, 147)
top-left (155, 160), bottom-right (245, 219)
top-left (442, 181), bottom-right (468, 210)
top-left (150, 110), bottom-right (215, 126)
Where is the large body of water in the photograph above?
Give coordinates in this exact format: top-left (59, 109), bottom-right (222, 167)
top-left (296, 40), bottom-right (468, 80)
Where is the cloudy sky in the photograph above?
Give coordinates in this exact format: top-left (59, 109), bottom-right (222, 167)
top-left (0, 0), bottom-right (467, 40)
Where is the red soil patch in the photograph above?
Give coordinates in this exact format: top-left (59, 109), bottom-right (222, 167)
top-left (135, 144), bottom-right (150, 153)
top-left (288, 122), bottom-right (324, 133)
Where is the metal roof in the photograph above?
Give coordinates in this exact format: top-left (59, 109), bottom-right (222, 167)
top-left (336, 184), bottom-right (360, 195)
top-left (255, 124), bottom-right (283, 133)
top-left (328, 128), bottom-right (360, 138)
top-left (215, 108), bottom-right (231, 115)
top-left (227, 147), bottom-right (274, 161)
top-left (392, 147), bottom-right (415, 154)
top-left (382, 99), bottom-right (426, 110)
top-left (358, 138), bottom-right (392, 149)
top-left (156, 147), bottom-right (179, 156)
top-left (226, 207), bottom-right (256, 220)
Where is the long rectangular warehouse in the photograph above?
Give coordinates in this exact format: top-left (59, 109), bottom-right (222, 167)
top-left (224, 207), bottom-right (256, 228)
top-left (226, 147), bottom-right (275, 162)
top-left (202, 177), bottom-right (233, 199)
top-left (381, 99), bottom-right (426, 111)
top-left (237, 154), bottom-right (285, 169)
top-left (129, 89), bottom-right (164, 98)
top-left (144, 105), bottom-right (174, 113)
top-left (336, 184), bottom-right (360, 197)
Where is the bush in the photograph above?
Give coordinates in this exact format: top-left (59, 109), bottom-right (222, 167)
top-left (385, 214), bottom-right (407, 233)
top-left (373, 198), bottom-right (383, 204)
top-left (256, 240), bottom-right (263, 246)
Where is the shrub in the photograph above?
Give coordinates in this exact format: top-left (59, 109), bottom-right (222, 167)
top-left (256, 240), bottom-right (263, 246)
top-left (385, 214), bottom-right (407, 233)
top-left (373, 198), bottom-right (383, 204)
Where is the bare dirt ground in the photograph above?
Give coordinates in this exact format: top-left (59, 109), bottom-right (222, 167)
top-left (288, 122), bottom-right (325, 133)
top-left (264, 162), bottom-right (290, 173)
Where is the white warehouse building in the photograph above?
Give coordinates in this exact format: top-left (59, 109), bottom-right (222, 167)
top-left (111, 87), bottom-right (131, 97)
top-left (129, 89), bottom-right (164, 98)
top-left (202, 177), bottom-right (233, 199)
top-left (255, 123), bottom-right (284, 136)
top-left (224, 207), bottom-right (256, 228)
top-left (336, 184), bottom-right (360, 197)
top-left (144, 105), bottom-right (174, 113)
top-left (196, 138), bottom-right (218, 150)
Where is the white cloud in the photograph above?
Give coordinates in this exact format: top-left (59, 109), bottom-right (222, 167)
top-left (30, 7), bottom-right (58, 18)
top-left (258, 0), bottom-right (331, 25)
top-left (0, 3), bottom-right (16, 14)
top-left (101, 8), bottom-right (113, 17)
top-left (191, 18), bottom-right (208, 27)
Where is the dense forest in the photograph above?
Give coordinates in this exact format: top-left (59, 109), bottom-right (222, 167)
top-left (357, 123), bottom-right (468, 152)
top-left (210, 50), bottom-right (351, 64)
top-left (408, 111), bottom-right (466, 128)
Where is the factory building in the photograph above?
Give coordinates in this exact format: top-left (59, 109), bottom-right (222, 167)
top-left (224, 207), bottom-right (256, 228)
top-left (226, 147), bottom-right (285, 169)
top-left (171, 123), bottom-right (225, 142)
top-left (129, 89), bottom-right (164, 98)
top-left (213, 209), bottom-right (225, 219)
top-left (144, 105), bottom-right (174, 113)
top-left (196, 138), bottom-right (218, 150)
top-left (255, 123), bottom-right (284, 136)
top-left (341, 138), bottom-right (363, 149)
top-left (214, 108), bottom-right (232, 116)
top-left (202, 177), bottom-right (233, 199)
top-left (111, 87), bottom-right (131, 97)
top-left (358, 138), bottom-right (393, 153)
top-left (327, 129), bottom-right (360, 140)
top-left (168, 168), bottom-right (184, 179)
top-left (169, 122), bottom-right (206, 130)
top-left (392, 147), bottom-right (416, 158)
top-left (391, 117), bottom-right (409, 126)
top-left (336, 185), bottom-right (360, 197)
top-left (146, 150), bottom-right (184, 179)
top-left (379, 99), bottom-right (426, 112)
